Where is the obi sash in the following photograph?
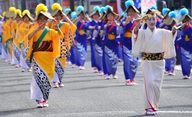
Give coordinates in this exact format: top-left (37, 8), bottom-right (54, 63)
top-left (30, 28), bottom-right (49, 63)
top-left (108, 33), bottom-right (116, 40)
top-left (124, 30), bottom-right (132, 38)
top-left (78, 21), bottom-right (86, 35)
top-left (108, 24), bottom-right (116, 40)
top-left (142, 52), bottom-right (164, 60)
top-left (33, 41), bottom-right (53, 52)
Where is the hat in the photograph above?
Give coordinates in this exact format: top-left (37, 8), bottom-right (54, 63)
top-left (71, 11), bottom-right (78, 21)
top-left (117, 12), bottom-right (128, 21)
top-left (51, 3), bottom-right (64, 17)
top-left (76, 5), bottom-right (85, 16)
top-left (179, 8), bottom-right (192, 22)
top-left (162, 8), bottom-right (170, 19)
top-left (22, 10), bottom-right (34, 21)
top-left (102, 5), bottom-right (118, 21)
top-left (64, 8), bottom-right (71, 15)
top-left (166, 11), bottom-right (178, 25)
top-left (145, 9), bottom-right (163, 19)
top-left (6, 7), bottom-right (16, 18)
top-left (90, 6), bottom-right (101, 17)
top-left (15, 9), bottom-right (22, 18)
top-left (150, 5), bottom-right (157, 10)
top-left (180, 15), bottom-right (192, 23)
top-left (124, 0), bottom-right (140, 14)
top-left (141, 10), bottom-right (158, 22)
top-left (35, 3), bottom-right (54, 20)
top-left (100, 7), bottom-right (106, 15)
top-left (2, 11), bottom-right (6, 17)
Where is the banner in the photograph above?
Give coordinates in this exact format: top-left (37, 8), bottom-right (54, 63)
top-left (141, 0), bottom-right (156, 14)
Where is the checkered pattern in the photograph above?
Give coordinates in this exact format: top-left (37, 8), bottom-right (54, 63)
top-left (69, 31), bottom-right (73, 46)
top-left (60, 36), bottom-right (68, 58)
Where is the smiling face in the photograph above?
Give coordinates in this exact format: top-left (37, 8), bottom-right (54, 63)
top-left (146, 15), bottom-right (157, 30)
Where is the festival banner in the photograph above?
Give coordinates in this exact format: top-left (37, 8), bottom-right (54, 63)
top-left (141, 0), bottom-right (157, 14)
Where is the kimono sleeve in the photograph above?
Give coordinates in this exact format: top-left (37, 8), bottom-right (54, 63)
top-left (51, 30), bottom-right (60, 58)
top-left (70, 23), bottom-right (77, 36)
top-left (132, 28), bottom-right (144, 57)
top-left (26, 35), bottom-right (34, 60)
top-left (162, 29), bottom-right (177, 58)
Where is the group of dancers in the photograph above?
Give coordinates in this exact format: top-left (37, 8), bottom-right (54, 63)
top-left (0, 0), bottom-right (191, 115)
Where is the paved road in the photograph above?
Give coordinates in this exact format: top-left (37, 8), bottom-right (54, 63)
top-left (0, 57), bottom-right (192, 117)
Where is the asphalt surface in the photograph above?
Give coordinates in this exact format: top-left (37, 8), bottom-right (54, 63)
top-left (0, 54), bottom-right (192, 117)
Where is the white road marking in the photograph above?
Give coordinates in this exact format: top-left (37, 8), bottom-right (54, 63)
top-left (158, 111), bottom-right (192, 114)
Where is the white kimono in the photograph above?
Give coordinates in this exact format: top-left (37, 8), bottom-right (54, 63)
top-left (132, 27), bottom-right (177, 111)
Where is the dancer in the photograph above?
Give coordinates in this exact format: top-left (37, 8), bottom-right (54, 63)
top-left (102, 6), bottom-right (119, 80)
top-left (74, 6), bottom-right (88, 70)
top-left (17, 10), bottom-right (34, 72)
top-left (177, 8), bottom-right (192, 79)
top-left (122, 0), bottom-right (140, 85)
top-left (26, 3), bottom-right (60, 108)
top-left (132, 11), bottom-right (177, 115)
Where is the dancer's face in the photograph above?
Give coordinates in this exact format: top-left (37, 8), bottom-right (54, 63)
top-left (23, 15), bottom-right (30, 23)
top-left (54, 11), bottom-right (63, 21)
top-left (127, 9), bottom-right (136, 18)
top-left (15, 15), bottom-right (21, 21)
top-left (78, 13), bottom-right (84, 20)
top-left (146, 16), bottom-right (157, 30)
top-left (107, 13), bottom-right (114, 21)
top-left (37, 14), bottom-right (48, 26)
top-left (93, 12), bottom-right (100, 21)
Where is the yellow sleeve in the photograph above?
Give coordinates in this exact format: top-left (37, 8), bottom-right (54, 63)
top-left (58, 27), bottom-right (64, 39)
top-left (26, 23), bottom-right (38, 40)
top-left (3, 23), bottom-right (11, 43)
top-left (47, 22), bottom-right (52, 28)
top-left (51, 29), bottom-right (60, 58)
top-left (11, 22), bottom-right (17, 38)
top-left (70, 23), bottom-right (77, 36)
top-left (26, 35), bottom-right (34, 60)
top-left (2, 23), bottom-right (6, 44)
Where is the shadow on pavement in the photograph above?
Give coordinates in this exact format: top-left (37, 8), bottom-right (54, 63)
top-left (64, 78), bottom-right (104, 84)
top-left (127, 114), bottom-right (148, 117)
top-left (162, 85), bottom-right (192, 89)
top-left (72, 84), bottom-right (127, 90)
top-left (0, 78), bottom-right (30, 83)
top-left (0, 107), bottom-right (37, 116)
top-left (0, 89), bottom-right (29, 95)
top-left (0, 83), bottom-right (30, 88)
